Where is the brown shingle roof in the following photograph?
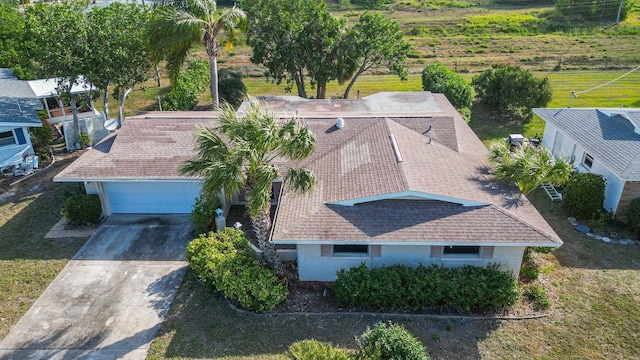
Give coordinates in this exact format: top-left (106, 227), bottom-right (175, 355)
top-left (54, 112), bottom-right (216, 181)
top-left (54, 93), bottom-right (561, 246)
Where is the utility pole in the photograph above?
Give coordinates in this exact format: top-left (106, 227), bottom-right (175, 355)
top-left (616, 0), bottom-right (624, 24)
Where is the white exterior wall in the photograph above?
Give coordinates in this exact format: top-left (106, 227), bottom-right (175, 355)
top-left (296, 244), bottom-right (525, 281)
top-left (542, 123), bottom-right (625, 214)
top-left (0, 126), bottom-right (34, 167)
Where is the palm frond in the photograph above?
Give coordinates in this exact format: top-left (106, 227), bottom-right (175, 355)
top-left (285, 168), bottom-right (317, 195)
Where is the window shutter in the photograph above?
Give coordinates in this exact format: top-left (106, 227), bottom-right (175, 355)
top-left (321, 244), bottom-right (332, 257)
top-left (482, 246), bottom-right (495, 259)
top-left (14, 128), bottom-right (26, 145)
top-left (370, 245), bottom-right (381, 257)
top-left (430, 246), bottom-right (443, 259)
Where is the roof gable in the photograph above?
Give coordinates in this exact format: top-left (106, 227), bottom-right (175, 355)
top-left (0, 68), bottom-right (43, 126)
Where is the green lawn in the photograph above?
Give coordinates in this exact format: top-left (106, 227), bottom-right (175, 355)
top-left (0, 158), bottom-right (88, 340)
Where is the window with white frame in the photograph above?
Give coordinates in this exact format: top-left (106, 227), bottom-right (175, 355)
top-left (583, 153), bottom-right (594, 169)
top-left (0, 131), bottom-right (16, 147)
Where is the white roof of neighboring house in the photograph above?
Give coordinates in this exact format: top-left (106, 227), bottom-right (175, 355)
top-left (534, 108), bottom-right (640, 181)
top-left (27, 76), bottom-right (97, 98)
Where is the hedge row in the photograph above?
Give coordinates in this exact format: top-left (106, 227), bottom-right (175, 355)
top-left (332, 263), bottom-right (519, 313)
top-left (186, 228), bottom-right (288, 313)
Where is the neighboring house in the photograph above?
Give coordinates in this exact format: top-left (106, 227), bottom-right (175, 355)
top-left (535, 108), bottom-right (640, 220)
top-left (0, 68), bottom-right (43, 169)
top-left (55, 92), bottom-right (563, 281)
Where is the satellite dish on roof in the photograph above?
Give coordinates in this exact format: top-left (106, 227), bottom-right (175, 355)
top-left (104, 119), bottom-right (118, 131)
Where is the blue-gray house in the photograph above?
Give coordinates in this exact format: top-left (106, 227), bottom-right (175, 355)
top-left (0, 68), bottom-right (43, 169)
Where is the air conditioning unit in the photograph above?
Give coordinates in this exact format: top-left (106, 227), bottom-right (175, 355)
top-left (508, 134), bottom-right (524, 146)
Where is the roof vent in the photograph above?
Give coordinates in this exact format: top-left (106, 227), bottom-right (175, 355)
top-left (389, 134), bottom-right (403, 162)
top-left (336, 117), bottom-right (344, 129)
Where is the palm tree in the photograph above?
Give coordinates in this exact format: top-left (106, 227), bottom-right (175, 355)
top-left (181, 100), bottom-right (316, 274)
top-left (149, 0), bottom-right (245, 108)
top-left (488, 140), bottom-right (573, 195)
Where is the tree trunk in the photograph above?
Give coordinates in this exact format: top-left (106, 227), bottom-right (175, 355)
top-left (209, 54), bottom-right (219, 109)
top-left (251, 206), bottom-right (283, 275)
top-left (316, 82), bottom-right (327, 99)
top-left (71, 97), bottom-right (80, 149)
top-left (102, 83), bottom-right (109, 119)
top-left (117, 86), bottom-right (133, 128)
top-left (155, 64), bottom-right (161, 88)
top-left (294, 70), bottom-right (307, 98)
top-left (343, 66), bottom-right (367, 99)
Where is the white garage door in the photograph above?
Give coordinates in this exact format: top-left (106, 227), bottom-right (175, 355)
top-left (104, 181), bottom-right (201, 214)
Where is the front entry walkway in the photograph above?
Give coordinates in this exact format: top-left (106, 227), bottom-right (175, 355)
top-left (0, 215), bottom-right (192, 360)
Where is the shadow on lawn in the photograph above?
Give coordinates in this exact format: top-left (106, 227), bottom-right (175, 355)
top-left (0, 157), bottom-right (88, 261)
top-left (151, 272), bottom-right (502, 359)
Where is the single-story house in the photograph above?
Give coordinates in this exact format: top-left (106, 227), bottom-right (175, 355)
top-left (55, 92), bottom-right (563, 281)
top-left (535, 108), bottom-right (640, 219)
top-left (0, 68), bottom-right (43, 169)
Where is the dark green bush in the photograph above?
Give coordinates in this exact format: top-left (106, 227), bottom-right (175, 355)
top-left (186, 228), bottom-right (288, 313)
top-left (519, 265), bottom-right (539, 281)
top-left (218, 68), bottom-right (247, 107)
top-left (626, 198), bottom-right (640, 235)
top-left (357, 321), bottom-right (430, 360)
top-left (562, 173), bottom-right (606, 220)
top-left (286, 340), bottom-right (351, 360)
top-left (333, 263), bottom-right (519, 313)
top-left (29, 120), bottom-right (53, 161)
top-left (61, 194), bottom-right (102, 225)
top-left (471, 64), bottom-right (552, 121)
top-left (524, 285), bottom-right (551, 311)
top-left (162, 59), bottom-right (210, 111)
top-left (421, 62), bottom-right (472, 117)
top-left (190, 191), bottom-right (223, 235)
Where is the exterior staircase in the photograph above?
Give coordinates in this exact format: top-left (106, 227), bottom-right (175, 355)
top-left (541, 182), bottom-right (562, 201)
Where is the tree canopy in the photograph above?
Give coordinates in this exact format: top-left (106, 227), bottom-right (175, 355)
top-left (341, 12), bottom-right (411, 99)
top-left (471, 64), bottom-right (552, 121)
top-left (242, 1), bottom-right (410, 99)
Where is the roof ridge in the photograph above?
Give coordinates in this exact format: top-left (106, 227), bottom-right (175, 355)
top-left (487, 204), bottom-right (562, 244)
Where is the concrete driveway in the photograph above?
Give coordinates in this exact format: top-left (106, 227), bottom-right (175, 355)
top-left (0, 215), bottom-right (193, 360)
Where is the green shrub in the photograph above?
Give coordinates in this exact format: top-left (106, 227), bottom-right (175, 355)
top-left (421, 62), bottom-right (472, 118)
top-left (218, 68), bottom-right (247, 107)
top-left (357, 322), bottom-right (430, 360)
top-left (29, 120), bottom-right (53, 161)
top-left (61, 194), bottom-right (102, 225)
top-left (186, 228), bottom-right (288, 313)
top-left (519, 265), bottom-right (539, 281)
top-left (78, 132), bottom-right (91, 149)
top-left (471, 64), bottom-right (552, 121)
top-left (162, 59), bottom-right (210, 111)
top-left (333, 263), bottom-right (519, 313)
top-left (286, 340), bottom-right (352, 360)
top-left (524, 285), bottom-right (552, 311)
top-left (625, 198), bottom-right (640, 235)
top-left (562, 173), bottom-right (606, 220)
top-left (190, 191), bottom-right (223, 235)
